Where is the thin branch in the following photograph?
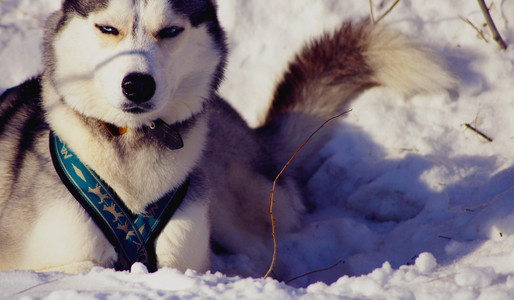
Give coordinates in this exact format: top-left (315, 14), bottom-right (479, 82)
top-left (286, 260), bottom-right (344, 284)
top-left (369, 0), bottom-right (376, 24)
top-left (375, 0), bottom-right (401, 24)
top-left (427, 273), bottom-right (458, 283)
top-left (15, 279), bottom-right (59, 295)
top-left (0, 0), bottom-right (45, 24)
top-left (263, 110), bottom-right (352, 279)
top-left (459, 16), bottom-right (489, 43)
top-left (464, 123), bottom-right (493, 142)
top-left (477, 0), bottom-right (508, 50)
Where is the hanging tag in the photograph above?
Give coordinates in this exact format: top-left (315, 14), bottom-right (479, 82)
top-left (149, 119), bottom-right (184, 150)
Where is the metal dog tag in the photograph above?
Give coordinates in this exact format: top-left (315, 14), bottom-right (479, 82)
top-left (150, 119), bottom-right (184, 150)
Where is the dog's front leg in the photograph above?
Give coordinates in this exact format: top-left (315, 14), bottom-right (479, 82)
top-left (154, 198), bottom-right (210, 273)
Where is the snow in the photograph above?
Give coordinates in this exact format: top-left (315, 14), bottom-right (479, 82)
top-left (1, 0), bottom-right (514, 298)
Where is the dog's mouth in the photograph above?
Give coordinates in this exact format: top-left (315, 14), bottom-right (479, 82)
top-left (122, 103), bottom-right (152, 114)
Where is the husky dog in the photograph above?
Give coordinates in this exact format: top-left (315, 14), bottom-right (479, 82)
top-left (0, 0), bottom-right (454, 277)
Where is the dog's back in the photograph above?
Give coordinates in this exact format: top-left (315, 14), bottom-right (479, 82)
top-left (206, 21), bottom-right (455, 279)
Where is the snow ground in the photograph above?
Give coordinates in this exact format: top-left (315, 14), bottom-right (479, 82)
top-left (1, 0), bottom-right (514, 299)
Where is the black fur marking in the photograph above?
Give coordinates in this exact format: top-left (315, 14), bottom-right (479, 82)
top-left (169, 0), bottom-right (227, 94)
top-left (45, 0), bottom-right (109, 42)
top-left (62, 0), bottom-right (109, 18)
top-left (0, 78), bottom-right (42, 139)
top-left (4, 80), bottom-right (48, 184)
top-left (170, 0), bottom-right (217, 27)
top-left (11, 106), bottom-right (46, 184)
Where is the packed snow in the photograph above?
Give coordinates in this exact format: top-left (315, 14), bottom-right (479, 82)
top-left (1, 0), bottom-right (514, 298)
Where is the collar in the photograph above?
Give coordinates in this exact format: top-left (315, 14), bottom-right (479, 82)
top-left (102, 119), bottom-right (184, 150)
top-left (49, 132), bottom-right (189, 272)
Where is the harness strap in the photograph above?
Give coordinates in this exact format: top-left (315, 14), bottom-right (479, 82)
top-left (49, 132), bottom-right (189, 272)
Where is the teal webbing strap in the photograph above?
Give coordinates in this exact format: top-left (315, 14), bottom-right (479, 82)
top-left (49, 132), bottom-right (189, 271)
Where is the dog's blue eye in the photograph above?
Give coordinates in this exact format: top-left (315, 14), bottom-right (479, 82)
top-left (157, 27), bottom-right (184, 39)
top-left (96, 25), bottom-right (119, 36)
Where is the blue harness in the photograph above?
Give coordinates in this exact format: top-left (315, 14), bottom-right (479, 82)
top-left (49, 132), bottom-right (189, 272)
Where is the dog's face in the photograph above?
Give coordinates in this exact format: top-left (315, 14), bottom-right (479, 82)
top-left (45, 0), bottom-right (225, 128)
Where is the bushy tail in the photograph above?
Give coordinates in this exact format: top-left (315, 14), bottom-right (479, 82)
top-left (258, 20), bottom-right (456, 182)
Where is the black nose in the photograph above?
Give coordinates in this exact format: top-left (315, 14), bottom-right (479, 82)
top-left (122, 73), bottom-right (156, 104)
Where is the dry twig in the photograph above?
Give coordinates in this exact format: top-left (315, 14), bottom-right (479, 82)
top-left (15, 279), bottom-right (59, 295)
top-left (464, 123), bottom-right (493, 142)
top-left (286, 260), bottom-right (344, 284)
top-left (263, 110), bottom-right (352, 279)
top-left (477, 0), bottom-right (508, 50)
top-left (459, 16), bottom-right (489, 43)
top-left (369, 0), bottom-right (401, 24)
top-left (462, 111), bottom-right (493, 143)
top-left (369, 0), bottom-right (376, 24)
top-left (427, 273), bottom-right (458, 283)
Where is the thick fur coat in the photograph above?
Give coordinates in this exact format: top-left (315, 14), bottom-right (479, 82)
top-left (0, 0), bottom-right (454, 279)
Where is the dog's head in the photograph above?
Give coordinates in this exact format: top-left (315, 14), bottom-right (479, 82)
top-left (43, 0), bottom-right (226, 128)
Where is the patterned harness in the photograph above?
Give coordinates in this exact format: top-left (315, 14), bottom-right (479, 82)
top-left (49, 132), bottom-right (189, 272)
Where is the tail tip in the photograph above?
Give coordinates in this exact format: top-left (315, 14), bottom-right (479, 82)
top-left (364, 23), bottom-right (458, 96)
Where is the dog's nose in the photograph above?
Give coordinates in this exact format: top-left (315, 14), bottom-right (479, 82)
top-left (122, 73), bottom-right (156, 104)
